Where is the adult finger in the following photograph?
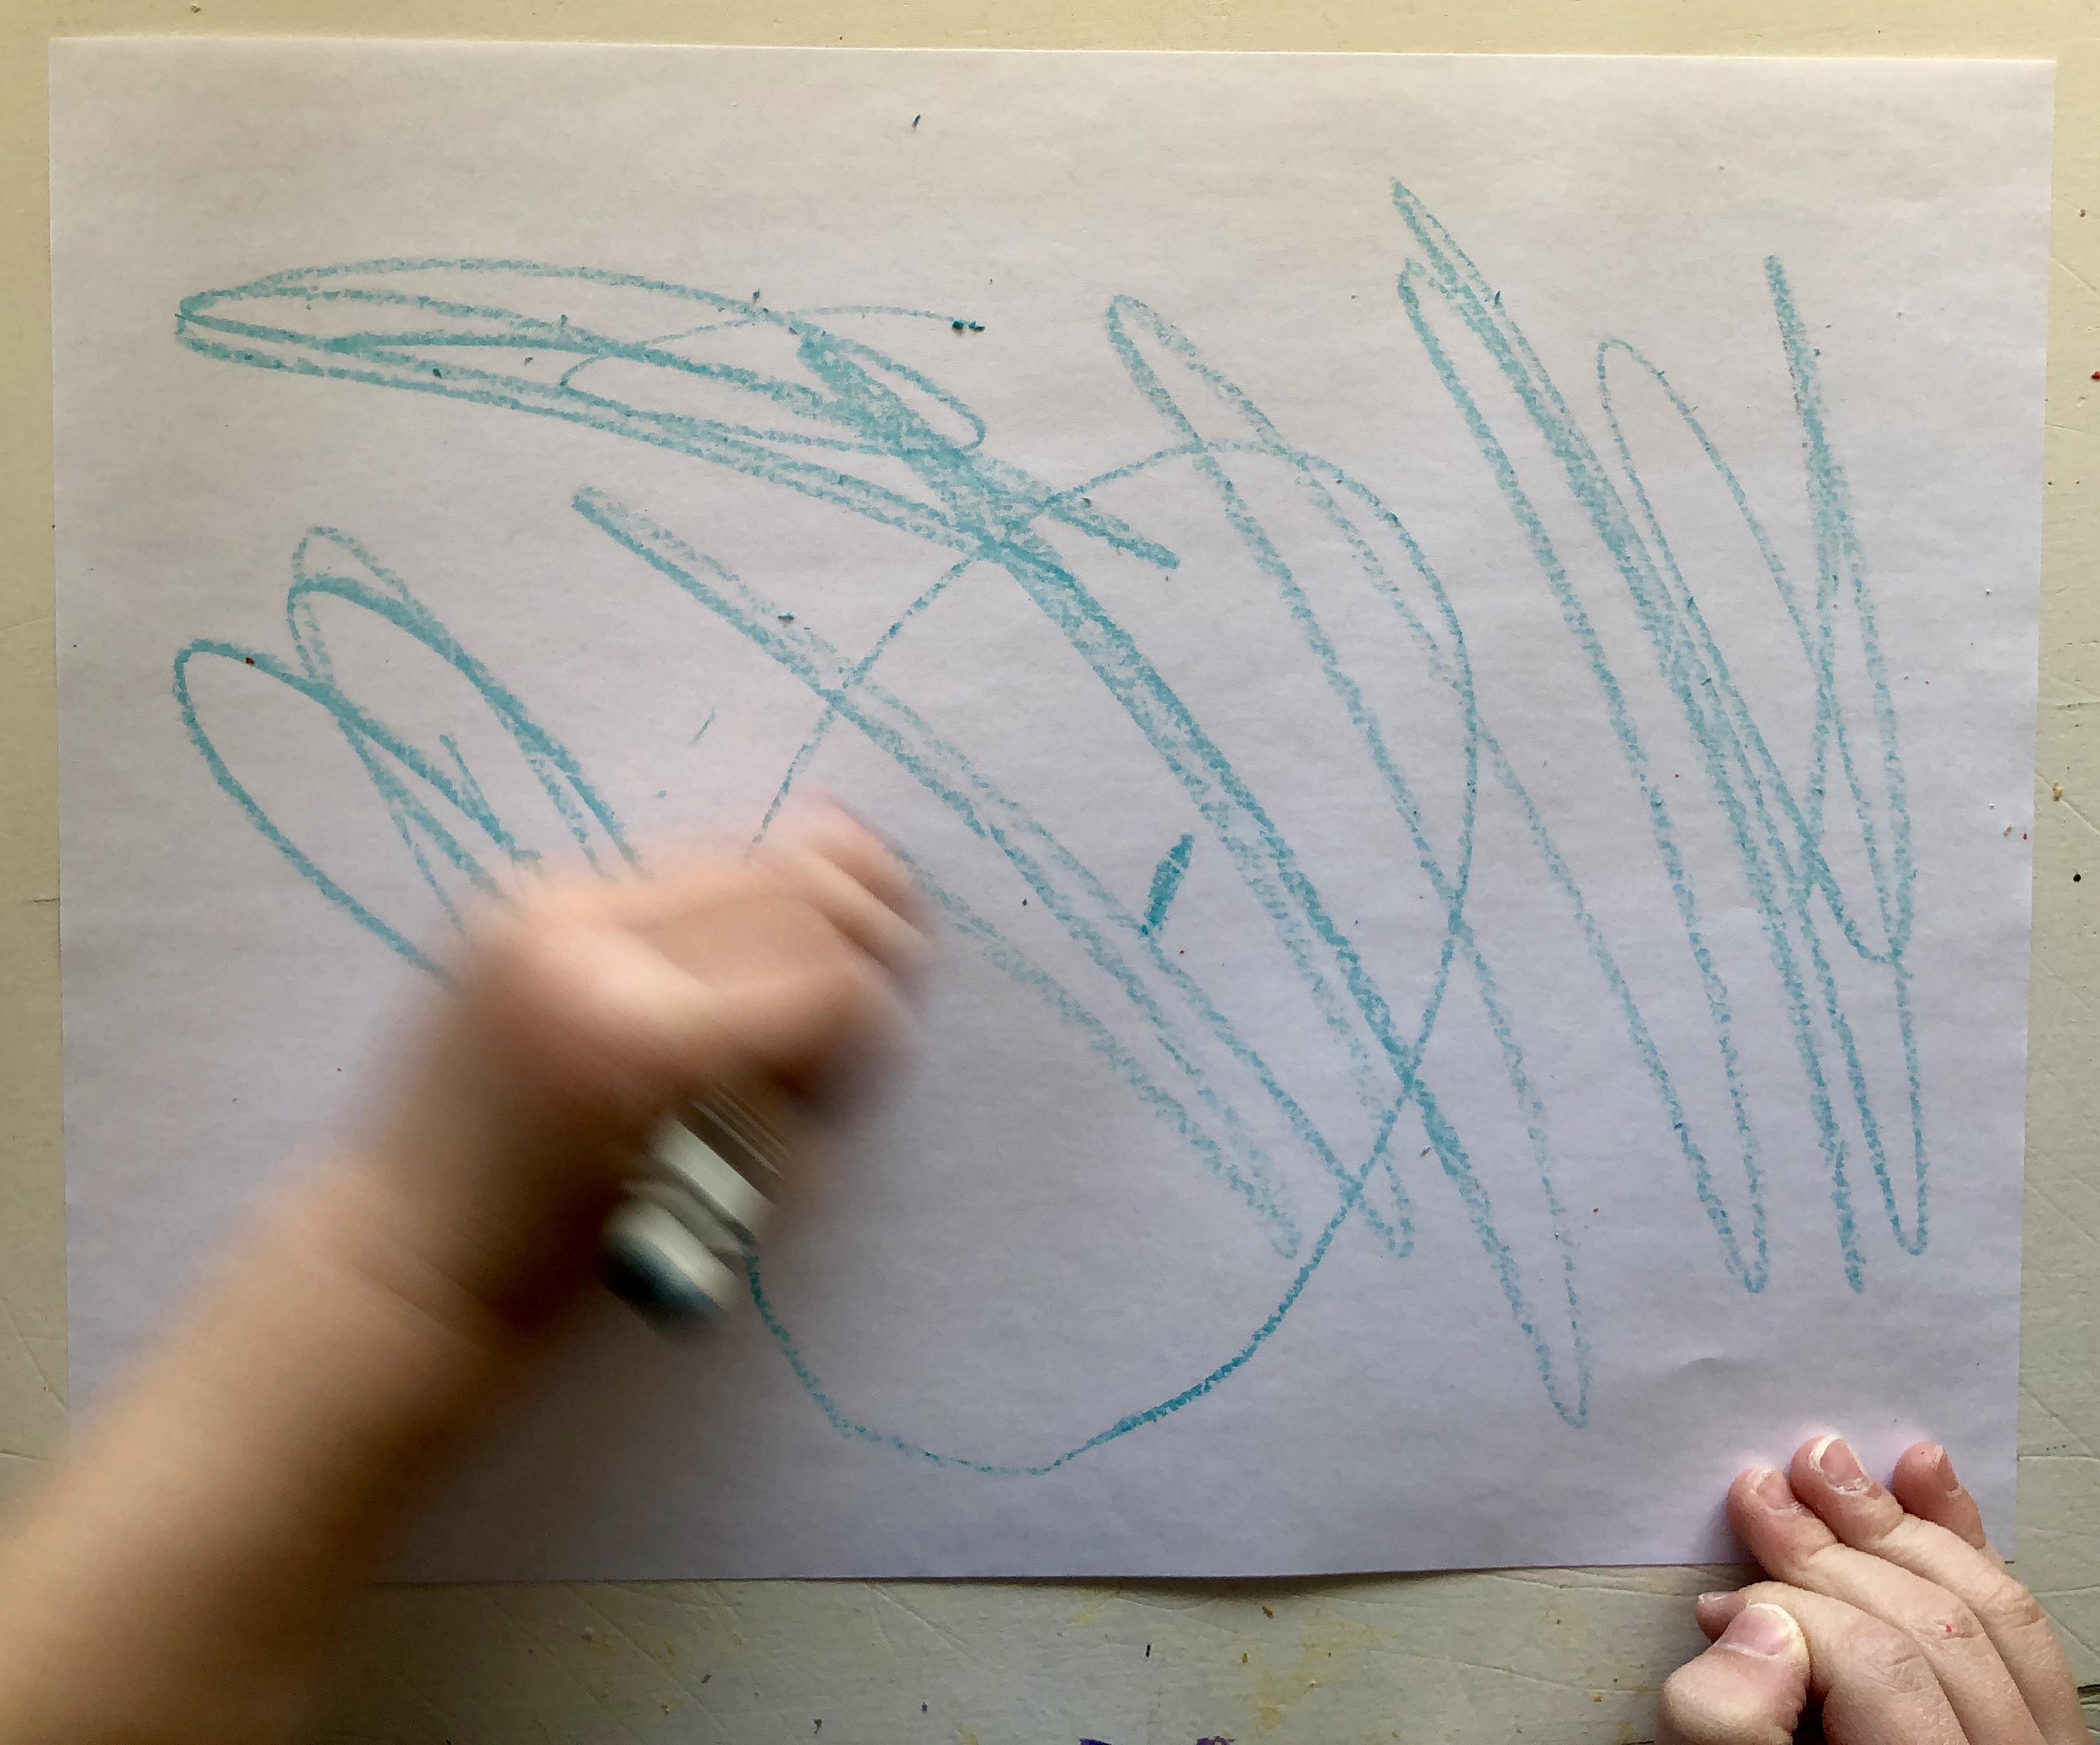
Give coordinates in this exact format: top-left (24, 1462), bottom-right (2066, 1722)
top-left (1730, 1463), bottom-right (2046, 1745)
top-left (1792, 1437), bottom-right (2080, 1745)
top-left (1695, 1584), bottom-right (1967, 1745)
top-left (1889, 1442), bottom-right (1989, 1551)
top-left (1656, 1602), bottom-right (1811, 1745)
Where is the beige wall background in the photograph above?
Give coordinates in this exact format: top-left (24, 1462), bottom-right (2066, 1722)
top-left (6, 3), bottom-right (2099, 1740)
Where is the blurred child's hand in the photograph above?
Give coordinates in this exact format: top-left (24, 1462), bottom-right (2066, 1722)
top-left (360, 802), bottom-right (927, 1329)
top-left (0, 804), bottom-right (925, 1745)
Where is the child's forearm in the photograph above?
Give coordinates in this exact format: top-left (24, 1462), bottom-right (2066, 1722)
top-left (0, 817), bottom-right (921, 1745)
top-left (0, 1156), bottom-right (534, 1745)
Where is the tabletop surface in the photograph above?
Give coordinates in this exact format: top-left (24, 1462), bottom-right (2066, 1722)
top-left (4, 4), bottom-right (2097, 1741)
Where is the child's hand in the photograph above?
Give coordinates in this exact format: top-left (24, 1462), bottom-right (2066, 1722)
top-left (1658, 1434), bottom-right (2082, 1745)
top-left (355, 803), bottom-right (927, 1330)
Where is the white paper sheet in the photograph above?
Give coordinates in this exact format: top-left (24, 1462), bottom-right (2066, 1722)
top-left (50, 43), bottom-right (2050, 1579)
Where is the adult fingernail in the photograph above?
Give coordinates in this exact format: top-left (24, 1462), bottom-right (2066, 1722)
top-left (1932, 1444), bottom-right (1963, 1494)
top-left (1719, 1603), bottom-right (1802, 1658)
top-left (1693, 1590), bottom-right (1740, 1632)
top-left (1696, 1591), bottom-right (1733, 1607)
top-left (1811, 1434), bottom-right (1872, 1493)
top-left (1752, 1466), bottom-right (1803, 1511)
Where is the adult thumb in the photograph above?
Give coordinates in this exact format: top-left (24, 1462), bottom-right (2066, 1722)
top-left (1657, 1603), bottom-right (1812, 1745)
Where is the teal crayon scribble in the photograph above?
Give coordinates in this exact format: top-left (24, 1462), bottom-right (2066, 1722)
top-left (1142, 833), bottom-right (1196, 935)
top-left (168, 176), bottom-right (1922, 1469)
top-left (175, 528), bottom-right (633, 982)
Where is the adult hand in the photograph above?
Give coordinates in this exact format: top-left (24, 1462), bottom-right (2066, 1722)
top-left (1658, 1435), bottom-right (2082, 1745)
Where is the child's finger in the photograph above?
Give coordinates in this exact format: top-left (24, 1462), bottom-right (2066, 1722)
top-left (602, 828), bottom-right (923, 981)
top-left (1656, 1601), bottom-right (1811, 1745)
top-left (1729, 1462), bottom-right (2047, 1745)
top-left (771, 798), bottom-right (925, 928)
top-left (568, 851), bottom-right (761, 933)
top-left (1793, 1437), bottom-right (2083, 1745)
top-left (475, 891), bottom-right (900, 1102)
top-left (766, 842), bottom-right (929, 982)
top-left (481, 918), bottom-right (750, 1119)
top-left (1890, 1442), bottom-right (1991, 1552)
top-left (690, 946), bottom-right (907, 1085)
